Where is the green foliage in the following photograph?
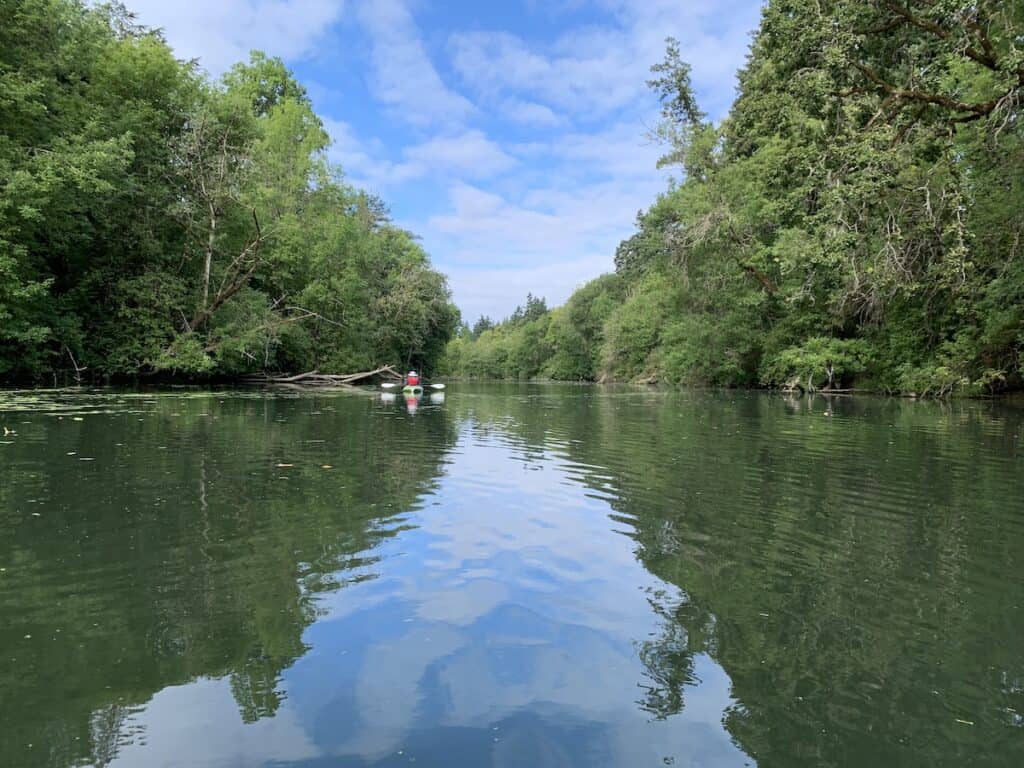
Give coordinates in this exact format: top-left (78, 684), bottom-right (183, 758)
top-left (447, 0), bottom-right (1024, 395)
top-left (471, 315), bottom-right (495, 338)
top-left (376, 264), bottom-right (460, 371)
top-left (507, 293), bottom-right (548, 326)
top-left (601, 274), bottom-right (677, 381)
top-left (446, 281), bottom-right (623, 381)
top-left (153, 333), bottom-right (217, 375)
top-left (0, 0), bottom-right (456, 382)
top-left (760, 337), bottom-right (872, 391)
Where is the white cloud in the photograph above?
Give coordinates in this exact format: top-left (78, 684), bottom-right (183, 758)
top-left (450, 0), bottom-right (760, 121)
top-left (322, 118), bottom-right (386, 184)
top-left (500, 98), bottom-right (566, 127)
top-left (450, 30), bottom-right (638, 116)
top-left (535, 120), bottom-right (665, 181)
top-left (427, 2), bottom-right (763, 319)
top-left (391, 120), bottom-right (676, 322)
top-left (609, 0), bottom-right (761, 118)
top-left (324, 120), bottom-right (514, 190)
top-left (356, 0), bottom-right (474, 126)
top-left (446, 256), bottom-right (614, 323)
top-left (404, 132), bottom-right (516, 179)
top-left (423, 166), bottom-right (666, 319)
top-left (126, 0), bottom-right (345, 74)
top-left (429, 176), bottom-right (660, 257)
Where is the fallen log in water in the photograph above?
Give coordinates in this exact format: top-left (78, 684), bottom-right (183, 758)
top-left (244, 365), bottom-right (403, 387)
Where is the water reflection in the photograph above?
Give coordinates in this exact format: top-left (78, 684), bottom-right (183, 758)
top-left (0, 390), bottom-right (456, 767)
top-left (1, 385), bottom-right (1022, 767)
top-left (380, 390), bottom-right (445, 416)
top-left (90, 416), bottom-right (746, 767)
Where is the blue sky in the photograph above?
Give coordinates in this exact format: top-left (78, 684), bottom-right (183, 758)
top-left (126, 0), bottom-right (764, 322)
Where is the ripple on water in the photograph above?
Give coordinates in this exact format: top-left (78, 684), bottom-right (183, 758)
top-left (1, 386), bottom-right (1022, 767)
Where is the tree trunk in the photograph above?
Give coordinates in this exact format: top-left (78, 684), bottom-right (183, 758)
top-left (201, 205), bottom-right (216, 312)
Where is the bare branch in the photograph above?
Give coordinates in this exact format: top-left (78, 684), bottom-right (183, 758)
top-left (189, 209), bottom-right (264, 330)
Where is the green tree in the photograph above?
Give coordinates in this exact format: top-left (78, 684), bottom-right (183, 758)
top-left (0, 2), bottom-right (456, 382)
top-left (471, 315), bottom-right (495, 339)
top-left (449, 1), bottom-right (1024, 395)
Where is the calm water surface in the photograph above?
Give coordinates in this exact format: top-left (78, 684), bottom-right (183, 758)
top-left (1, 384), bottom-right (1022, 767)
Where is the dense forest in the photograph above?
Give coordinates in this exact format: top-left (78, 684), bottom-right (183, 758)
top-left (0, 0), bottom-right (458, 383)
top-left (444, 0), bottom-right (1024, 396)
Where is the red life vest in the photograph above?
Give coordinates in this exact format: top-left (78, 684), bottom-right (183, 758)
top-left (406, 372), bottom-right (420, 386)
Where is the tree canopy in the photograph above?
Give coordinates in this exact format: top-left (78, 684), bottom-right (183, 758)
top-left (0, 0), bottom-right (458, 382)
top-left (446, 0), bottom-right (1024, 395)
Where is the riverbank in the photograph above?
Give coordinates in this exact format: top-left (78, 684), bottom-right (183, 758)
top-left (441, 375), bottom-right (1023, 399)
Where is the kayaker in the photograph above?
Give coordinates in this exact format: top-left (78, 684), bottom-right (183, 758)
top-left (406, 370), bottom-right (420, 387)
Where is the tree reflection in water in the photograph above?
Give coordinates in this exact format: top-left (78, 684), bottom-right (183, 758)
top-left (1, 385), bottom-right (1022, 767)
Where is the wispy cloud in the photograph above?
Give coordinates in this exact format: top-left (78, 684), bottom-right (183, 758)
top-left (428, 1), bottom-right (761, 317)
top-left (422, 167), bottom-right (665, 320)
top-left (322, 118), bottom-right (396, 188)
top-left (427, 175), bottom-right (662, 261)
top-left (450, 30), bottom-right (636, 117)
top-left (325, 121), bottom-right (514, 190)
top-left (355, 0), bottom-right (474, 127)
top-left (410, 119), bottom-right (667, 320)
top-left (127, 0), bottom-right (345, 74)
top-left (500, 98), bottom-right (566, 128)
top-left (445, 257), bottom-right (615, 324)
top-left (450, 0), bottom-right (759, 121)
top-left (534, 121), bottom-right (665, 182)
top-left (404, 132), bottom-right (516, 179)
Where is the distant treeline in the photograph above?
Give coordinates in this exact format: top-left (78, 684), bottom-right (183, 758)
top-left (444, 1), bottom-right (1024, 395)
top-left (0, 0), bottom-right (458, 382)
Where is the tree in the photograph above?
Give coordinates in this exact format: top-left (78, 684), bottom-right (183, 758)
top-left (0, 4), bottom-right (456, 382)
top-left (472, 315), bottom-right (495, 339)
top-left (446, 1), bottom-right (1024, 394)
top-left (171, 99), bottom-right (261, 334)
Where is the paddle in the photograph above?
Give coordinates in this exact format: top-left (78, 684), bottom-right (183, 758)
top-left (381, 382), bottom-right (446, 390)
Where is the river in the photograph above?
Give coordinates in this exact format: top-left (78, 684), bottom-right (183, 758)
top-left (1, 384), bottom-right (1022, 767)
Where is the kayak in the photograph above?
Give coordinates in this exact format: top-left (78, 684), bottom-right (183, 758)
top-left (380, 382), bottom-right (444, 392)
